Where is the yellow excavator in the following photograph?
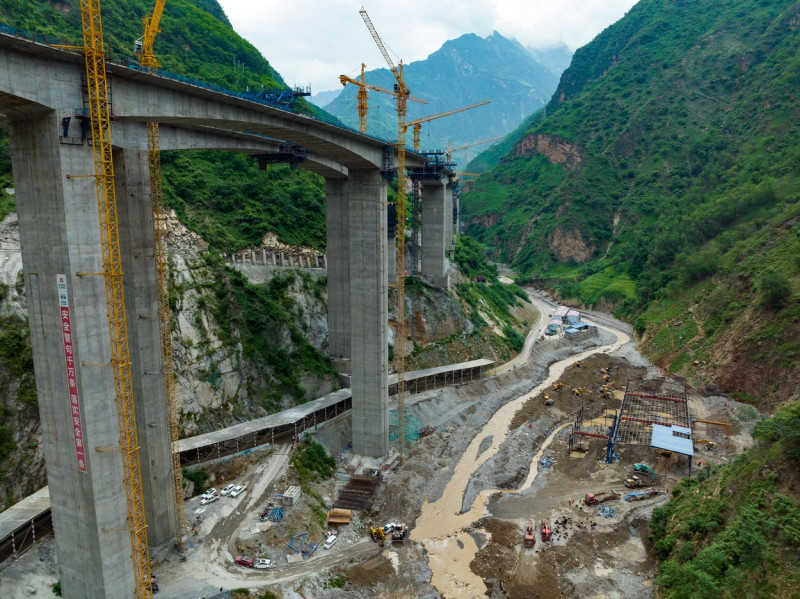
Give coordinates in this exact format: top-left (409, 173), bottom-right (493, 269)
top-left (369, 524), bottom-right (386, 547)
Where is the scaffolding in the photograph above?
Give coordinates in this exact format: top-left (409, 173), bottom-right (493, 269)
top-left (614, 381), bottom-right (691, 446)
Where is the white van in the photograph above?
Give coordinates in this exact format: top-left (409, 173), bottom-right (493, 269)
top-left (323, 533), bottom-right (337, 550)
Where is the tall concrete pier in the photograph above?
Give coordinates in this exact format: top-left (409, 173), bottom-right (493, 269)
top-left (347, 170), bottom-right (389, 456)
top-left (10, 114), bottom-right (143, 597)
top-left (421, 177), bottom-right (450, 288)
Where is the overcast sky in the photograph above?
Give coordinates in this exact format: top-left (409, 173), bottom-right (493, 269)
top-left (216, 1), bottom-right (639, 93)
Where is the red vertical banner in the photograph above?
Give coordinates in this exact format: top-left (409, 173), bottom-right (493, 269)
top-left (57, 274), bottom-right (86, 473)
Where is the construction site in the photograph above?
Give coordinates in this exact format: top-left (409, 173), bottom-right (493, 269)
top-left (0, 297), bottom-right (758, 599)
top-left (0, 3), bottom-right (762, 598)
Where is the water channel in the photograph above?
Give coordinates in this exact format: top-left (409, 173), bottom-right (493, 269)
top-left (410, 324), bottom-right (630, 598)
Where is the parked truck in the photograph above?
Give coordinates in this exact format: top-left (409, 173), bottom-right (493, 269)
top-left (541, 520), bottom-right (551, 542)
top-left (584, 491), bottom-right (620, 506)
top-left (524, 521), bottom-right (535, 548)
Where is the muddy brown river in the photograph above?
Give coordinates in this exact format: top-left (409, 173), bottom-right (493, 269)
top-left (410, 324), bottom-right (630, 598)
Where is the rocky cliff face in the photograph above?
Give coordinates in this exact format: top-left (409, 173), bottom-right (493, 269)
top-left (513, 133), bottom-right (584, 170)
top-left (0, 207), bottom-right (481, 506)
top-left (0, 212), bottom-right (46, 507)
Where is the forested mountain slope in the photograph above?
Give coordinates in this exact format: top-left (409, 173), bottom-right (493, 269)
top-left (462, 0), bottom-right (800, 408)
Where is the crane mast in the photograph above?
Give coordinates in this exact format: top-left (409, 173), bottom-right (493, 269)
top-left (359, 7), bottom-right (409, 460)
top-left (78, 0), bottom-right (153, 596)
top-left (339, 64), bottom-right (427, 134)
top-left (137, 0), bottom-right (167, 69)
top-left (137, 0), bottom-right (187, 552)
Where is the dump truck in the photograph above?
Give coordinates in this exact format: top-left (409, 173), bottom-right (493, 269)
top-left (624, 476), bottom-right (647, 489)
top-left (524, 521), bottom-right (535, 548)
top-left (584, 491), bottom-right (620, 506)
top-left (541, 520), bottom-right (551, 542)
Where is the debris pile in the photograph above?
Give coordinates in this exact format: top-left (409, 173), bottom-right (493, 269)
top-left (596, 505), bottom-right (618, 518)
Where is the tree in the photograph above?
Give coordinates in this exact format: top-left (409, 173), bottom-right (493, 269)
top-left (759, 272), bottom-right (791, 310)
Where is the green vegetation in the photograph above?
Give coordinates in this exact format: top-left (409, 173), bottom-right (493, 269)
top-left (461, 0), bottom-right (800, 405)
top-left (0, 314), bottom-right (36, 407)
top-left (51, 581), bottom-right (61, 597)
top-left (182, 467), bottom-right (209, 496)
top-left (323, 574), bottom-right (347, 589)
top-left (453, 235), bottom-right (498, 282)
top-left (650, 399), bottom-right (800, 598)
top-left (162, 153), bottom-right (326, 253)
top-left (0, 425), bottom-right (16, 464)
top-left (177, 255), bottom-right (335, 408)
top-left (290, 439), bottom-right (336, 482)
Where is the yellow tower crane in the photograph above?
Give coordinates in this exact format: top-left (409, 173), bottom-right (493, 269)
top-left (78, 0), bottom-right (153, 597)
top-left (137, 0), bottom-right (187, 553)
top-left (339, 63), bottom-right (427, 133)
top-left (359, 7), bottom-right (411, 460)
top-left (445, 136), bottom-right (502, 163)
top-left (135, 0), bottom-right (167, 69)
top-left (406, 99), bottom-right (491, 151)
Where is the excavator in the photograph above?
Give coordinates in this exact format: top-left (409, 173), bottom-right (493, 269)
top-left (552, 381), bottom-right (564, 391)
top-left (524, 521), bottom-right (535, 548)
top-left (543, 392), bottom-right (553, 406)
top-left (369, 524), bottom-right (386, 547)
top-left (633, 463), bottom-right (656, 482)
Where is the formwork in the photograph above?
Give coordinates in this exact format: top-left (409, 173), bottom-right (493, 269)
top-left (333, 474), bottom-right (380, 510)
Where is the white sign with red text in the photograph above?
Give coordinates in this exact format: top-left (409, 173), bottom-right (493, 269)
top-left (57, 274), bottom-right (86, 473)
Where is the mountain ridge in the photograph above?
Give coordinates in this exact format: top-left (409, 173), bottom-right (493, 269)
top-left (324, 30), bottom-right (560, 163)
top-left (462, 0), bottom-right (800, 407)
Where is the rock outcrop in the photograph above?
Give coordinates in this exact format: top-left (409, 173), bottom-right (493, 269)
top-left (513, 133), bottom-right (584, 170)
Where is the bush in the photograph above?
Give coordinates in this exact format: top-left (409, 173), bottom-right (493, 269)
top-left (502, 325), bottom-right (525, 352)
top-left (182, 468), bottom-right (209, 495)
top-left (291, 439), bottom-right (336, 481)
top-left (759, 273), bottom-right (791, 310)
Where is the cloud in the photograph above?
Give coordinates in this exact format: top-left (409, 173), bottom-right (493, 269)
top-left (218, 0), bottom-right (637, 91)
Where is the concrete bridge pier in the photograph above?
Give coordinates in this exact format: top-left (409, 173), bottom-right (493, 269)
top-left (113, 141), bottom-right (177, 546)
top-left (9, 112), bottom-right (136, 599)
top-left (347, 169), bottom-right (389, 457)
top-left (445, 181), bottom-right (456, 253)
top-left (421, 177), bottom-right (449, 289)
top-left (326, 178), bottom-right (351, 378)
top-left (326, 171), bottom-right (390, 456)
